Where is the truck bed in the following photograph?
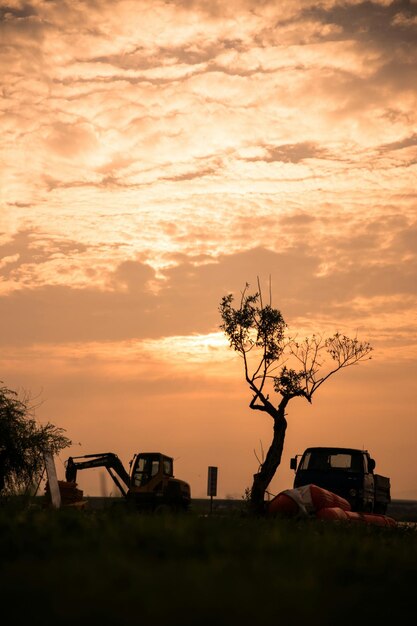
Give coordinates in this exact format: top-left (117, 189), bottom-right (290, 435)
top-left (374, 474), bottom-right (391, 503)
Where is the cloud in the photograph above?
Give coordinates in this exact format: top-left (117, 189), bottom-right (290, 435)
top-left (45, 122), bottom-right (100, 159)
top-left (2, 0), bottom-right (415, 210)
top-left (303, 1), bottom-right (417, 47)
top-left (244, 142), bottom-right (330, 164)
top-left (0, 247), bottom-right (309, 344)
top-left (379, 133), bottom-right (417, 153)
top-left (1, 222), bottom-right (417, 347)
top-left (279, 212), bottom-right (316, 226)
top-left (301, 1), bottom-right (417, 95)
top-left (0, 229), bottom-right (89, 285)
top-left (1, 0), bottom-right (416, 352)
top-left (111, 259), bottom-right (155, 291)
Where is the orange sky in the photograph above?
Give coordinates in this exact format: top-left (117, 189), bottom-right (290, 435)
top-left (1, 0), bottom-right (416, 499)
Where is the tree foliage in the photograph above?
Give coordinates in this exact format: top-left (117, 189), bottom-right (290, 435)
top-left (219, 284), bottom-right (373, 512)
top-left (0, 383), bottom-right (71, 496)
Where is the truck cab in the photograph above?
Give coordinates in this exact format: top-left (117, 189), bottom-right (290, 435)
top-left (290, 447), bottom-right (389, 513)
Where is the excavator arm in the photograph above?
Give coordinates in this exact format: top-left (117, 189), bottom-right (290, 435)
top-left (65, 453), bottom-right (131, 497)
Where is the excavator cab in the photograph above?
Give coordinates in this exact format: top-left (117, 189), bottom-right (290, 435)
top-left (129, 452), bottom-right (190, 511)
top-left (131, 453), bottom-right (173, 489)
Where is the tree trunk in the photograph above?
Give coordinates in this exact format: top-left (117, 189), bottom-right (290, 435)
top-left (250, 408), bottom-right (287, 514)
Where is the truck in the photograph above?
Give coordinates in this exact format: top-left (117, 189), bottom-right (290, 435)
top-left (65, 451), bottom-right (191, 512)
top-left (290, 446), bottom-right (391, 514)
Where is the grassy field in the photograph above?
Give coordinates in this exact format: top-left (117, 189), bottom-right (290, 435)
top-left (0, 499), bottom-right (415, 625)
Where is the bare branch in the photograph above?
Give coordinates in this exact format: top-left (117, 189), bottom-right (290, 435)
top-left (220, 289), bottom-right (372, 413)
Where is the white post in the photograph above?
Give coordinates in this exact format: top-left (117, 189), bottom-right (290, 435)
top-left (43, 451), bottom-right (61, 508)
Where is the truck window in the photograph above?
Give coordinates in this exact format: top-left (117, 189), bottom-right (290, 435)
top-left (300, 451), bottom-right (329, 470)
top-left (300, 452), bottom-right (311, 470)
top-left (329, 454), bottom-right (351, 468)
top-left (300, 451), bottom-right (363, 472)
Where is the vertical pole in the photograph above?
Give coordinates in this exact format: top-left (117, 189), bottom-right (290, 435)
top-left (207, 466), bottom-right (218, 515)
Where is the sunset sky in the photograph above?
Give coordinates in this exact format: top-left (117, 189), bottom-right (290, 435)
top-left (1, 0), bottom-right (416, 499)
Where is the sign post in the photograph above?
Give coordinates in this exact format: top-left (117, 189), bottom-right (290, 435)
top-left (207, 466), bottom-right (218, 514)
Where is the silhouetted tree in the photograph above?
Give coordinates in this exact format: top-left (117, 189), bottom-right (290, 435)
top-left (219, 284), bottom-right (372, 513)
top-left (0, 383), bottom-right (71, 496)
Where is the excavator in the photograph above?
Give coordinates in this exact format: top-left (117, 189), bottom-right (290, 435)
top-left (64, 451), bottom-right (191, 512)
